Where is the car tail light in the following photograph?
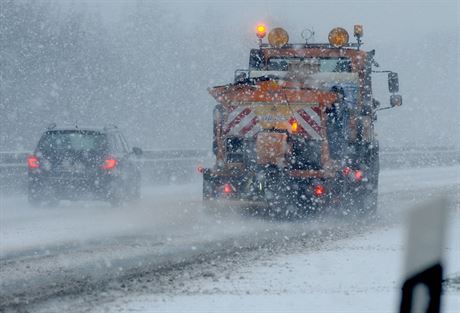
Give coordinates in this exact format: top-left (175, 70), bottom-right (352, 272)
top-left (102, 157), bottom-right (117, 170)
top-left (314, 184), bottom-right (325, 197)
top-left (196, 165), bottom-right (205, 174)
top-left (28, 155), bottom-right (40, 169)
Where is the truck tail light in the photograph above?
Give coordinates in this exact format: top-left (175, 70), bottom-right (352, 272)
top-left (223, 183), bottom-right (233, 194)
top-left (343, 167), bottom-right (364, 182)
top-left (354, 170), bottom-right (363, 181)
top-left (28, 155), bottom-right (40, 169)
top-left (314, 184), bottom-right (325, 197)
top-left (102, 157), bottom-right (117, 170)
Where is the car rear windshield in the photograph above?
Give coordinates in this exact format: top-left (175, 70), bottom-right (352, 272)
top-left (37, 130), bottom-right (108, 154)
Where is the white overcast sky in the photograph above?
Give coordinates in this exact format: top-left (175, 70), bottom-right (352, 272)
top-left (61, 0), bottom-right (459, 147)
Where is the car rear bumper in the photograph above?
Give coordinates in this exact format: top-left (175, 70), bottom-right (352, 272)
top-left (28, 172), bottom-right (113, 200)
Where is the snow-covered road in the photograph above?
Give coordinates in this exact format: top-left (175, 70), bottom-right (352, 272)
top-left (97, 215), bottom-right (460, 313)
top-left (1, 166), bottom-right (459, 312)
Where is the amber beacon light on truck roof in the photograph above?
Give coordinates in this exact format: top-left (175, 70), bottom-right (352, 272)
top-left (255, 23), bottom-right (364, 49)
top-left (252, 23), bottom-right (401, 108)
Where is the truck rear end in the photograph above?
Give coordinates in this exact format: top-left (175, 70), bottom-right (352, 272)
top-left (203, 25), bottom-right (401, 217)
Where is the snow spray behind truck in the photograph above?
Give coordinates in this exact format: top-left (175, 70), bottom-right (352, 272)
top-left (201, 25), bottom-right (402, 216)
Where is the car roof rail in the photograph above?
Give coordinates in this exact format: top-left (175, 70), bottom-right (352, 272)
top-left (46, 122), bottom-right (57, 130)
top-left (103, 124), bottom-right (118, 131)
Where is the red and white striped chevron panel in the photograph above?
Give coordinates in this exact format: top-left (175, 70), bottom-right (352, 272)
top-left (223, 106), bottom-right (322, 140)
top-left (223, 106), bottom-right (263, 137)
top-left (293, 106), bottom-right (322, 140)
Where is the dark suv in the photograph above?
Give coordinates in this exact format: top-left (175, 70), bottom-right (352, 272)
top-left (27, 125), bottom-right (142, 206)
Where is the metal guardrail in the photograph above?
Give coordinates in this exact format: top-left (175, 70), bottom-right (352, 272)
top-left (379, 146), bottom-right (460, 169)
top-left (0, 152), bottom-right (30, 193)
top-left (0, 150), bottom-right (212, 193)
top-left (0, 147), bottom-right (459, 194)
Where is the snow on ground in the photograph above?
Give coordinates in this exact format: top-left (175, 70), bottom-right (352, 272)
top-left (379, 165), bottom-right (460, 194)
top-left (93, 212), bottom-right (460, 313)
top-left (1, 165), bottom-right (459, 312)
top-left (1, 166), bottom-right (458, 257)
top-left (0, 183), bottom-right (202, 256)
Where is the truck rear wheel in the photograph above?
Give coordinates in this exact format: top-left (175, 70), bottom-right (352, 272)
top-left (355, 190), bottom-right (377, 216)
top-left (346, 184), bottom-right (377, 216)
top-left (202, 172), bottom-right (216, 201)
top-left (351, 144), bottom-right (379, 216)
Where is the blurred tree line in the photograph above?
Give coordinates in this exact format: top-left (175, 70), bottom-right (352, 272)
top-left (0, 0), bottom-right (247, 150)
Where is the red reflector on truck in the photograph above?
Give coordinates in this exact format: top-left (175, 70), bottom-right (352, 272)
top-left (314, 185), bottom-right (325, 197)
top-left (354, 170), bottom-right (363, 181)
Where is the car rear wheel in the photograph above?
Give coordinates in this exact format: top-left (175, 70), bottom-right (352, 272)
top-left (108, 188), bottom-right (123, 207)
top-left (28, 181), bottom-right (44, 207)
top-left (107, 179), bottom-right (126, 207)
top-left (28, 191), bottom-right (59, 207)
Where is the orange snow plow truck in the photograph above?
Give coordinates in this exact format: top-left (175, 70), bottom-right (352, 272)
top-left (202, 25), bottom-right (402, 216)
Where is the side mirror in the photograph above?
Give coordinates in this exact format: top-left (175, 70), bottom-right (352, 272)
top-left (388, 72), bottom-right (399, 93)
top-left (390, 94), bottom-right (403, 107)
top-left (234, 69), bottom-right (248, 84)
top-left (132, 147), bottom-right (143, 156)
top-left (372, 98), bottom-right (381, 109)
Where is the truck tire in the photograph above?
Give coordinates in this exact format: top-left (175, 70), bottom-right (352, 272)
top-left (356, 189), bottom-right (378, 216)
top-left (202, 172), bottom-right (215, 201)
top-left (264, 170), bottom-right (301, 219)
top-left (352, 143), bottom-right (379, 216)
top-left (362, 145), bottom-right (379, 215)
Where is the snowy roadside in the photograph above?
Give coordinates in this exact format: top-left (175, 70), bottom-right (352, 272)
top-left (89, 211), bottom-right (460, 313)
top-left (1, 166), bottom-right (459, 312)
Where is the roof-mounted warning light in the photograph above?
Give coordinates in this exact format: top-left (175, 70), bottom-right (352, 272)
top-left (354, 25), bottom-right (363, 38)
top-left (328, 27), bottom-right (349, 48)
top-left (256, 23), bottom-right (267, 47)
top-left (268, 27), bottom-right (289, 48)
top-left (256, 24), bottom-right (267, 38)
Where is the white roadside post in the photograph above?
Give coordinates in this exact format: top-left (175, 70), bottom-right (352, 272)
top-left (400, 197), bottom-right (450, 313)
